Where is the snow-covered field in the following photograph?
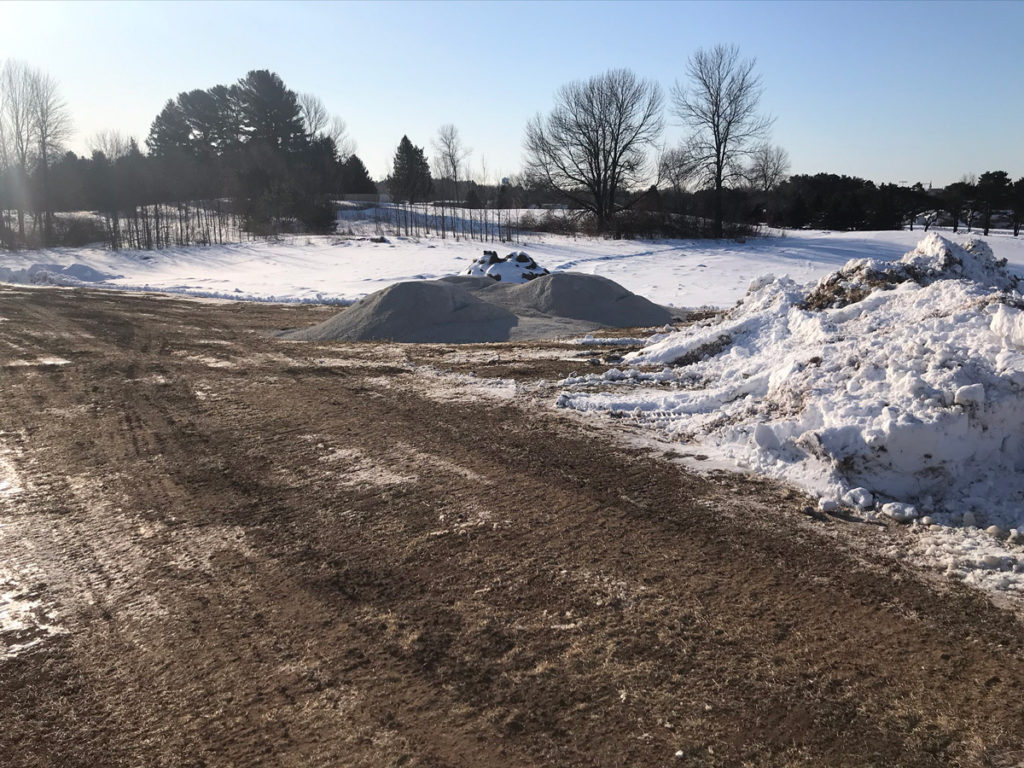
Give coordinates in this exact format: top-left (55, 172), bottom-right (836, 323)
top-left (8, 225), bottom-right (1023, 310)
top-left (5, 222), bottom-right (1024, 598)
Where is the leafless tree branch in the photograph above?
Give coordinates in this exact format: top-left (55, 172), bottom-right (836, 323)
top-left (745, 144), bottom-right (790, 191)
top-left (671, 44), bottom-right (773, 236)
top-left (524, 68), bottom-right (663, 231)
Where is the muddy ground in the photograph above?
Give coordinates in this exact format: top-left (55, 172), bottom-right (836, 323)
top-left (1, 285), bottom-right (1023, 767)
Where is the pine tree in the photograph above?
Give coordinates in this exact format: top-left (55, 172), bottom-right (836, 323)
top-left (388, 135), bottom-right (431, 203)
top-left (977, 170), bottom-right (1011, 236)
top-left (1012, 178), bottom-right (1024, 237)
top-left (207, 84), bottom-right (242, 155)
top-left (341, 154), bottom-right (376, 194)
top-left (234, 70), bottom-right (306, 153)
top-left (146, 100), bottom-right (191, 158)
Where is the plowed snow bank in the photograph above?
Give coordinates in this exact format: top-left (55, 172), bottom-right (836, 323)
top-left (559, 234), bottom-right (1024, 533)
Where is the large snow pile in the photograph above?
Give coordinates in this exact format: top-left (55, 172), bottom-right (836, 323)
top-left (280, 272), bottom-right (674, 343)
top-left (463, 250), bottom-right (549, 282)
top-left (558, 234), bottom-right (1024, 531)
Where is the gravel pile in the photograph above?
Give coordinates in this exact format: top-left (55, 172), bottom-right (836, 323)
top-left (280, 272), bottom-right (675, 343)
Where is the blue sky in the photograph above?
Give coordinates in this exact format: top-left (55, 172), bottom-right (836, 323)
top-left (3, 0), bottom-right (1022, 186)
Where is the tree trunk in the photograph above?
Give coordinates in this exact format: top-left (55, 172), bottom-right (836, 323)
top-left (713, 184), bottom-right (723, 239)
top-left (39, 147), bottom-right (53, 246)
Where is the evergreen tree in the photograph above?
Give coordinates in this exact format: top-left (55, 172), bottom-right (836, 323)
top-left (340, 154), bottom-right (376, 194)
top-left (177, 88), bottom-right (222, 158)
top-left (1011, 178), bottom-right (1024, 237)
top-left (234, 70), bottom-right (306, 152)
top-left (977, 170), bottom-right (1011, 235)
top-left (146, 100), bottom-right (191, 158)
top-left (942, 180), bottom-right (973, 233)
top-left (207, 84), bottom-right (242, 155)
top-left (388, 135), bottom-right (432, 202)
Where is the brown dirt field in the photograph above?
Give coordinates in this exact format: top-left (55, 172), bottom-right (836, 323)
top-left (1, 285), bottom-right (1023, 767)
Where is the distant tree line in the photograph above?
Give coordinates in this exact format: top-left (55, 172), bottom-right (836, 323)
top-left (533, 171), bottom-right (1024, 240)
top-left (521, 46), bottom-right (1024, 238)
top-left (3, 53), bottom-right (1023, 252)
top-left (0, 64), bottom-right (377, 250)
top-left (751, 170), bottom-right (1024, 235)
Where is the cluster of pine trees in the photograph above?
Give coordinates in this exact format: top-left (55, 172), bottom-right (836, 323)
top-left (143, 69), bottom-right (373, 238)
top-left (1, 68), bottom-right (377, 250)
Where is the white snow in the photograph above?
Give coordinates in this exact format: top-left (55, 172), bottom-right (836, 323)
top-left (2, 357), bottom-right (71, 368)
top-left (0, 566), bottom-right (66, 659)
top-left (7, 224), bottom-right (1024, 309)
top-left (0, 451), bottom-right (22, 497)
top-left (903, 523), bottom-right (1024, 597)
top-left (462, 250), bottom-right (549, 282)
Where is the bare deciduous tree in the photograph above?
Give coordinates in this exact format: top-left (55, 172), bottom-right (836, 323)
top-left (478, 155), bottom-right (489, 187)
top-left (430, 124), bottom-right (470, 240)
top-left (1, 59), bottom-right (38, 240)
top-left (30, 68), bottom-right (71, 242)
top-left (329, 116), bottom-right (354, 160)
top-left (672, 44), bottom-right (773, 237)
top-left (745, 144), bottom-right (790, 192)
top-left (0, 61), bottom-right (71, 245)
top-left (298, 92), bottom-right (329, 138)
top-left (299, 93), bottom-right (354, 159)
top-left (525, 68), bottom-right (663, 232)
top-left (659, 145), bottom-right (699, 194)
top-left (0, 64), bottom-right (9, 240)
top-left (432, 124), bottom-right (470, 201)
top-left (88, 129), bottom-right (133, 161)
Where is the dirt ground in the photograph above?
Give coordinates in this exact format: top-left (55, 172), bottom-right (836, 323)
top-left (2, 285), bottom-right (1024, 767)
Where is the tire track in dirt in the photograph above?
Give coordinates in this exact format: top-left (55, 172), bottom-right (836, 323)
top-left (0, 295), bottom-right (528, 766)
top-left (260, 375), bottom-right (1024, 766)
top-left (1, 286), bottom-right (1024, 766)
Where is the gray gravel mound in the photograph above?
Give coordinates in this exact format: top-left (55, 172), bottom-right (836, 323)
top-left (486, 272), bottom-right (673, 327)
top-left (281, 272), bottom-right (674, 343)
top-left (281, 280), bottom-right (517, 343)
top-left (435, 275), bottom-right (495, 289)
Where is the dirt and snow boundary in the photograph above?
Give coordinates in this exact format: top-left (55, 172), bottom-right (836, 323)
top-left (557, 234), bottom-right (1024, 597)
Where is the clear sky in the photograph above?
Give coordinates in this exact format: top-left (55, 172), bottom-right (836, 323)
top-left (2, 0), bottom-right (1022, 187)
